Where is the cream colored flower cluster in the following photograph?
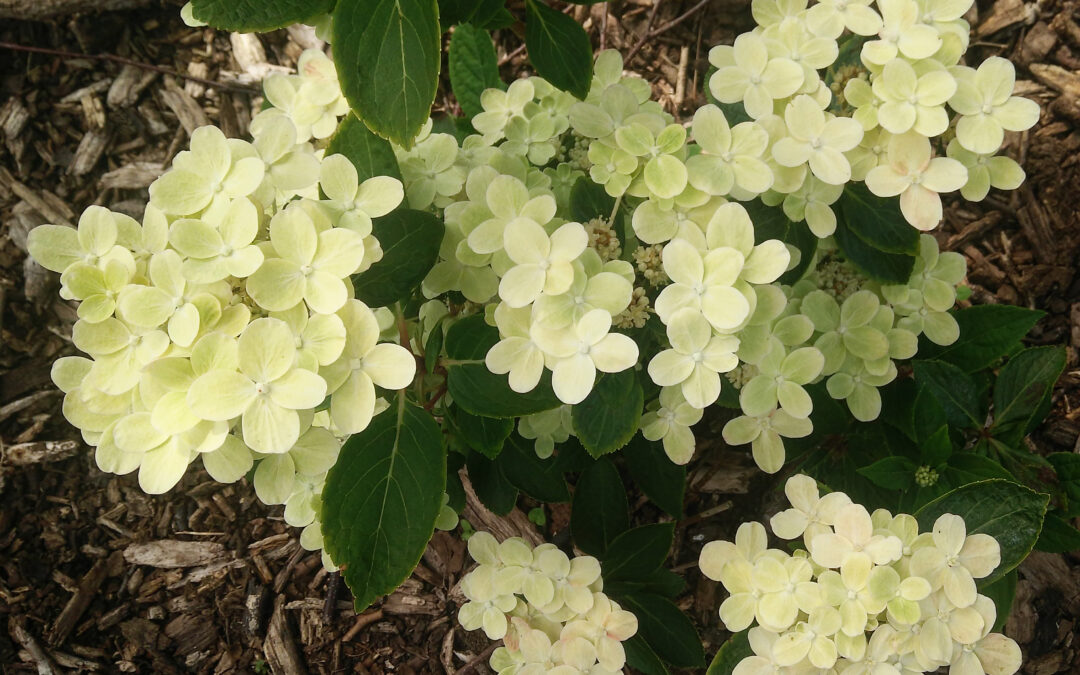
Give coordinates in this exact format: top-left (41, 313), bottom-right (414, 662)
top-left (702, 0), bottom-right (1039, 231)
top-left (459, 532), bottom-right (638, 674)
top-left (700, 475), bottom-right (1021, 675)
top-left (26, 49), bottom-right (415, 568)
top-left (722, 234), bottom-right (966, 472)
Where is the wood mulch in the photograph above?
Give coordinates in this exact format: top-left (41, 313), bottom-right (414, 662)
top-left (0, 1), bottom-right (1077, 673)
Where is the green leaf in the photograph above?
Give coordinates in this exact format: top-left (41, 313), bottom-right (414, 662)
top-left (466, 450), bottom-right (517, 515)
top-left (833, 213), bottom-right (915, 283)
top-left (326, 113), bottom-right (402, 183)
top-left (451, 407), bottom-right (512, 459)
top-left (1034, 510), bottom-right (1080, 553)
top-left (445, 451), bottom-right (465, 511)
top-left (524, 0), bottom-right (593, 99)
top-left (352, 209), bottom-right (443, 307)
top-left (918, 305), bottom-right (1045, 373)
top-left (857, 456), bottom-right (917, 490)
top-left (444, 315), bottom-right (563, 417)
top-left (980, 570), bottom-right (1016, 632)
top-left (571, 457), bottom-right (629, 556)
top-left (618, 593), bottom-right (706, 668)
top-left (913, 360), bottom-right (987, 430)
top-left (991, 346), bottom-right (1066, 445)
top-left (707, 630), bottom-right (753, 675)
top-left (497, 435), bottom-right (570, 502)
top-left (744, 199), bottom-right (818, 284)
top-left (915, 479), bottom-right (1049, 585)
top-left (920, 424), bottom-right (954, 466)
top-left (423, 321), bottom-right (444, 375)
top-left (623, 435), bottom-right (686, 517)
top-left (835, 183), bottom-right (919, 254)
top-left (1047, 452), bottom-right (1080, 517)
top-left (333, 0), bottom-right (442, 147)
top-left (624, 635), bottom-right (671, 675)
top-left (322, 399), bottom-right (445, 610)
top-left (601, 523), bottom-right (675, 582)
top-left (606, 568), bottom-right (686, 599)
top-left (189, 0), bottom-right (334, 31)
top-left (572, 370), bottom-right (644, 457)
top-left (439, 0), bottom-right (512, 29)
top-left (944, 452), bottom-right (1015, 483)
top-left (448, 24), bottom-right (504, 121)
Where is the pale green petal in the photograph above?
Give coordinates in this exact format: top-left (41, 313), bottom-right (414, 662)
top-left (239, 318), bottom-right (297, 383)
top-left (243, 396), bottom-right (300, 454)
top-left (187, 370), bottom-right (255, 420)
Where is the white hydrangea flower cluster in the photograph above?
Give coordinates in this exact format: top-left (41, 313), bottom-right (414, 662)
top-left (699, 474), bottom-right (1022, 675)
top-left (723, 234), bottom-right (966, 472)
top-left (459, 532), bottom-right (639, 674)
top-left (26, 49), bottom-right (415, 568)
top-left (699, 0), bottom-right (1038, 231)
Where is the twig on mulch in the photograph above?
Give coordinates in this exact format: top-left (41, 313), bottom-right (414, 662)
top-left (0, 41), bottom-right (259, 94)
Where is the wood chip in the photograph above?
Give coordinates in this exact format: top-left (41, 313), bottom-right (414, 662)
top-left (461, 469), bottom-right (544, 546)
top-left (123, 540), bottom-right (227, 568)
top-left (7, 617), bottom-right (59, 675)
top-left (69, 128), bottom-right (111, 177)
top-left (264, 595), bottom-right (307, 675)
top-left (976, 0), bottom-right (1033, 36)
top-left (159, 79), bottom-right (209, 136)
top-left (1029, 63), bottom-right (1080, 98)
top-left (107, 65), bottom-right (157, 108)
top-left (0, 167), bottom-right (75, 227)
top-left (49, 557), bottom-right (109, 646)
top-left (98, 161), bottom-right (165, 189)
top-left (2, 440), bottom-right (79, 466)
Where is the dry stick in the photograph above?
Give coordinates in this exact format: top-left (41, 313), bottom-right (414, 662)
top-left (626, 0), bottom-right (715, 63)
top-left (624, 0), bottom-right (665, 63)
top-left (0, 41), bottom-right (260, 94)
top-left (455, 642), bottom-right (500, 675)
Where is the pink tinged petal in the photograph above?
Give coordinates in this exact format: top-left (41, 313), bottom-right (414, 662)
top-left (865, 166), bottom-right (910, 197)
top-left (552, 353), bottom-right (597, 404)
top-left (900, 184), bottom-right (944, 230)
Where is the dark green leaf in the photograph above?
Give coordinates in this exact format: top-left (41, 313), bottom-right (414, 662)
top-left (913, 360), bottom-right (986, 430)
top-left (857, 456), bottom-right (917, 489)
top-left (992, 346), bottom-right (1066, 445)
top-left (623, 435), bottom-right (686, 517)
top-left (333, 0), bottom-right (441, 147)
top-left (915, 479), bottom-right (1049, 585)
top-left (835, 183), bottom-right (919, 254)
top-left (571, 457), bottom-right (629, 556)
top-left (572, 370), bottom-right (644, 457)
top-left (452, 407), bottom-right (512, 459)
top-left (920, 424), bottom-right (953, 466)
top-left (325, 113), bottom-right (402, 182)
top-left (439, 0), bottom-right (512, 29)
top-left (322, 400), bottom-right (445, 610)
top-left (833, 214), bottom-right (915, 283)
top-left (466, 451), bottom-right (517, 515)
top-left (448, 24), bottom-right (503, 121)
top-left (524, 0), bottom-right (593, 99)
top-left (190, 0), bottom-right (334, 31)
top-left (1048, 452), bottom-right (1080, 517)
top-left (945, 452), bottom-right (1015, 484)
top-left (981, 571), bottom-right (1016, 632)
top-left (624, 635), bottom-right (671, 675)
top-left (744, 199), bottom-right (818, 284)
top-left (445, 451), bottom-right (465, 512)
top-left (618, 593), bottom-right (705, 668)
top-left (919, 305), bottom-right (1045, 372)
top-left (444, 315), bottom-right (563, 418)
top-left (707, 630), bottom-right (753, 675)
top-left (1035, 511), bottom-right (1080, 553)
top-left (601, 523), bottom-right (674, 582)
top-left (498, 435), bottom-right (570, 502)
top-left (424, 322), bottom-right (444, 375)
top-left (351, 209), bottom-right (443, 307)
top-left (606, 568), bottom-right (686, 599)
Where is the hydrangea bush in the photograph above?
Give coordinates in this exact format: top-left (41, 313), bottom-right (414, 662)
top-left (24, 0), bottom-right (1077, 671)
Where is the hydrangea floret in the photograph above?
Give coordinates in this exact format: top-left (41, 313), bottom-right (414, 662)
top-left (700, 474), bottom-right (1022, 675)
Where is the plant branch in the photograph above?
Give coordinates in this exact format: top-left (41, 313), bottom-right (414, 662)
top-left (0, 40), bottom-right (260, 94)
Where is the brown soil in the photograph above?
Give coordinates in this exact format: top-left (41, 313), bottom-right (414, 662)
top-left (1, 1), bottom-right (1078, 673)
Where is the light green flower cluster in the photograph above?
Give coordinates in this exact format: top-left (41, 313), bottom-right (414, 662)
top-left (723, 234), bottom-right (965, 472)
top-left (26, 51), bottom-right (419, 569)
top-left (699, 474), bottom-right (1021, 675)
top-left (459, 532), bottom-right (639, 674)
top-left (699, 0), bottom-right (1039, 231)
